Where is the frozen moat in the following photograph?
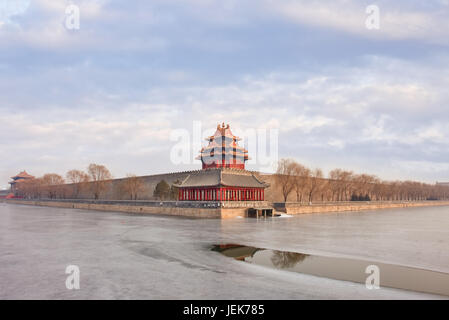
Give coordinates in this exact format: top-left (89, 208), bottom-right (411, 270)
top-left (0, 202), bottom-right (448, 299)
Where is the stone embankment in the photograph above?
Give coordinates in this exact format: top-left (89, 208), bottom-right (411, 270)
top-left (3, 199), bottom-right (449, 219)
top-left (273, 201), bottom-right (449, 215)
top-left (2, 199), bottom-right (270, 219)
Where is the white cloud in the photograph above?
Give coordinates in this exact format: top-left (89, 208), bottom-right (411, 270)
top-left (266, 0), bottom-right (449, 45)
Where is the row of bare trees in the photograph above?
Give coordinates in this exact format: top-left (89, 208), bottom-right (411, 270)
top-left (13, 164), bottom-right (144, 200)
top-left (275, 159), bottom-right (449, 203)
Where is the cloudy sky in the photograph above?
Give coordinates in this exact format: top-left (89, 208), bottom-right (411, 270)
top-left (1, 0), bottom-right (449, 188)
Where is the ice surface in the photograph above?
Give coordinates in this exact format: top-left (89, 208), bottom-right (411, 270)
top-left (0, 202), bottom-right (448, 299)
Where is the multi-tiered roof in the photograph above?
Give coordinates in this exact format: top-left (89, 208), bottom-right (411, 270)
top-left (9, 171), bottom-right (35, 193)
top-left (10, 171), bottom-right (35, 181)
top-left (197, 123), bottom-right (249, 169)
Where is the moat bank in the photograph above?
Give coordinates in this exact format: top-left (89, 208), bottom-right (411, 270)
top-left (274, 201), bottom-right (449, 215)
top-left (3, 199), bottom-right (449, 219)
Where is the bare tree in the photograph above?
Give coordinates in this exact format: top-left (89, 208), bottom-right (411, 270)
top-left (66, 169), bottom-right (90, 199)
top-left (306, 168), bottom-right (324, 204)
top-left (292, 162), bottom-right (310, 203)
top-left (275, 159), bottom-right (297, 202)
top-left (41, 173), bottom-right (65, 199)
top-left (87, 163), bottom-right (113, 199)
top-left (120, 174), bottom-right (144, 200)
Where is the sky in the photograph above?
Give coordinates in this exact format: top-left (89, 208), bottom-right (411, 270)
top-left (1, 0), bottom-right (449, 188)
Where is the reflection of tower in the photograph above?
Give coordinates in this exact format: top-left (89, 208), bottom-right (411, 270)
top-left (211, 244), bottom-right (263, 261)
top-left (196, 123), bottom-right (249, 170)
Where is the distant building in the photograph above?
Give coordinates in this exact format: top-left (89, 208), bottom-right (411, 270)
top-left (9, 171), bottom-right (35, 194)
top-left (175, 123), bottom-right (269, 201)
top-left (0, 189), bottom-right (9, 198)
top-left (436, 182), bottom-right (449, 187)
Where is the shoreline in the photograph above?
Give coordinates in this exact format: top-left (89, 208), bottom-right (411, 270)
top-left (273, 200), bottom-right (449, 215)
top-left (2, 198), bottom-right (449, 219)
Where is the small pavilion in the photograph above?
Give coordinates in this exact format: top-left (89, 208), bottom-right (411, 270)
top-left (9, 171), bottom-right (35, 194)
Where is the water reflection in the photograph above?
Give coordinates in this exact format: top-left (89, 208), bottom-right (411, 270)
top-left (211, 244), bottom-right (263, 261)
top-left (212, 244), bottom-right (449, 297)
top-left (271, 251), bottom-right (308, 269)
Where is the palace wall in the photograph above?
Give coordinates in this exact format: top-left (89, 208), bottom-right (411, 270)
top-left (68, 171), bottom-right (194, 200)
top-left (29, 170), bottom-right (281, 201)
